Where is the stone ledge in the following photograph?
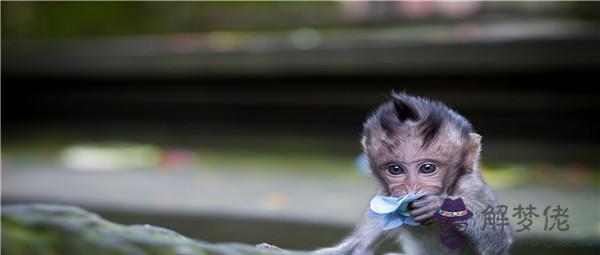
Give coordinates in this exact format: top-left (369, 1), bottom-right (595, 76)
top-left (1, 204), bottom-right (298, 255)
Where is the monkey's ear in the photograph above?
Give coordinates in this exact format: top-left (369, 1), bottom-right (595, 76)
top-left (464, 133), bottom-right (482, 171)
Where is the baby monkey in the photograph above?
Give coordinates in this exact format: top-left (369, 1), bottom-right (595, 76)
top-left (261, 93), bottom-right (513, 255)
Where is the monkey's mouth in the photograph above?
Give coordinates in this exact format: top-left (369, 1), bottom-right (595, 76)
top-left (390, 187), bottom-right (436, 197)
top-left (392, 191), bottom-right (426, 197)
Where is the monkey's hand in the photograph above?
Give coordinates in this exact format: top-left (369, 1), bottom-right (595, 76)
top-left (408, 195), bottom-right (444, 225)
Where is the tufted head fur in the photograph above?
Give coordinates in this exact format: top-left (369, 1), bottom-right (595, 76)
top-left (361, 92), bottom-right (481, 196)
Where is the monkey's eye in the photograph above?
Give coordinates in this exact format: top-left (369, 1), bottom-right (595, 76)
top-left (387, 165), bottom-right (405, 175)
top-left (419, 163), bottom-right (437, 174)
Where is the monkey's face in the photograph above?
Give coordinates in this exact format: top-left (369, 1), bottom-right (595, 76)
top-left (366, 126), bottom-right (464, 197)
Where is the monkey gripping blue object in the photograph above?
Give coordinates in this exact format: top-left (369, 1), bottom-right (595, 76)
top-left (369, 192), bottom-right (426, 230)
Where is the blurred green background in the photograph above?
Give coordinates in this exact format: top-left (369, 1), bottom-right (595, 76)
top-left (2, 1), bottom-right (600, 254)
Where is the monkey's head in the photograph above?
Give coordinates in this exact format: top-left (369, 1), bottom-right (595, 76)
top-left (362, 93), bottom-right (481, 197)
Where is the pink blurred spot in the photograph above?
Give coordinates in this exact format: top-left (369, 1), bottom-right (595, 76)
top-left (161, 149), bottom-right (197, 170)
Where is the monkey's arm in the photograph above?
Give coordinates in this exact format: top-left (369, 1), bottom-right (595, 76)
top-left (453, 171), bottom-right (513, 255)
top-left (258, 209), bottom-right (386, 255)
top-left (314, 188), bottom-right (393, 255)
top-left (314, 209), bottom-right (387, 255)
top-left (408, 171), bottom-right (513, 255)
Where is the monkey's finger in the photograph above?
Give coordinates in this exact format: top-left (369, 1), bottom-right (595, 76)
top-left (409, 198), bottom-right (431, 209)
top-left (421, 218), bottom-right (436, 225)
top-left (411, 208), bottom-right (436, 221)
top-left (408, 202), bottom-right (418, 210)
top-left (409, 204), bottom-right (437, 217)
top-left (413, 212), bottom-right (435, 223)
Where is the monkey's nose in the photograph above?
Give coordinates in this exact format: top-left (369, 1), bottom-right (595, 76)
top-left (391, 185), bottom-right (420, 197)
top-left (392, 190), bottom-right (410, 197)
top-left (407, 184), bottom-right (424, 194)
